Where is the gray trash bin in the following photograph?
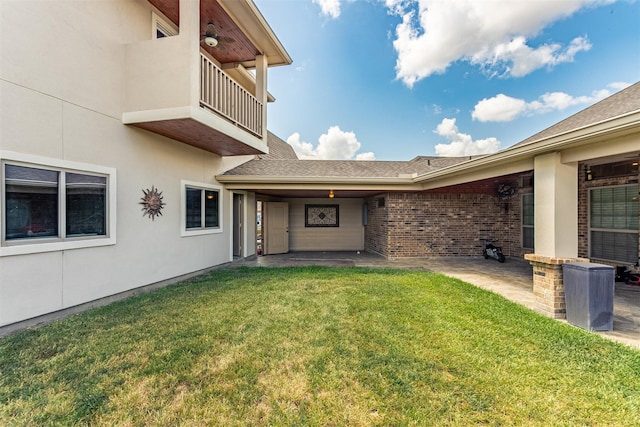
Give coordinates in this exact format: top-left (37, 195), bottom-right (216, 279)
top-left (562, 262), bottom-right (614, 331)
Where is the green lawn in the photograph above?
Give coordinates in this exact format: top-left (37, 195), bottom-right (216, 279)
top-left (1, 267), bottom-right (639, 426)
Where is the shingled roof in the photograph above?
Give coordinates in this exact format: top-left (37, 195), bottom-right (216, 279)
top-left (514, 82), bottom-right (640, 147)
top-left (224, 152), bottom-right (473, 178)
top-left (258, 132), bottom-right (299, 160)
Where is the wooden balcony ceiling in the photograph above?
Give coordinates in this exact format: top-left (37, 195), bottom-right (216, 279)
top-left (133, 118), bottom-right (264, 156)
top-left (148, 0), bottom-right (260, 65)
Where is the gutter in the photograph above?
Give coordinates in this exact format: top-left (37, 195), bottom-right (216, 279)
top-left (246, 0), bottom-right (293, 66)
top-left (216, 175), bottom-right (417, 186)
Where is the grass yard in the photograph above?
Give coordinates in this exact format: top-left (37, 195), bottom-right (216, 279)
top-left (1, 267), bottom-right (639, 426)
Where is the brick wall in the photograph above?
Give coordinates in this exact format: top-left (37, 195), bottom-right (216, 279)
top-left (365, 181), bottom-right (533, 259)
top-left (364, 195), bottom-right (389, 257)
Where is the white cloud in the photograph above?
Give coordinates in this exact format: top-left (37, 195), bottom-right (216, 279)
top-left (471, 82), bottom-right (630, 122)
top-left (608, 81), bottom-right (632, 91)
top-left (356, 152), bottom-right (376, 161)
top-left (286, 126), bottom-right (375, 160)
top-left (313, 0), bottom-right (341, 18)
top-left (434, 118), bottom-right (500, 156)
top-left (474, 36), bottom-right (592, 78)
top-left (388, 0), bottom-right (611, 87)
top-left (472, 94), bottom-right (526, 122)
top-left (286, 132), bottom-right (318, 159)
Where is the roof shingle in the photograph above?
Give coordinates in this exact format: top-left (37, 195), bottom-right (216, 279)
top-left (514, 82), bottom-right (640, 147)
top-left (223, 155), bottom-right (472, 178)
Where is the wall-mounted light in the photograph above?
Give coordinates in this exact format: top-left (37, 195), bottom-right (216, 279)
top-left (328, 189), bottom-right (334, 198)
top-left (585, 165), bottom-right (592, 181)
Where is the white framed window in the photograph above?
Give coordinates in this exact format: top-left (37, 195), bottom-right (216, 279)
top-left (152, 12), bottom-right (177, 39)
top-left (522, 193), bottom-right (534, 249)
top-left (590, 184), bottom-right (639, 264)
top-left (1, 152), bottom-right (116, 256)
top-left (181, 181), bottom-right (223, 237)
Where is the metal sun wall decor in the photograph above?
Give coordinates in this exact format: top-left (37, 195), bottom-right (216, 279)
top-left (140, 186), bottom-right (166, 220)
top-left (305, 204), bottom-right (339, 227)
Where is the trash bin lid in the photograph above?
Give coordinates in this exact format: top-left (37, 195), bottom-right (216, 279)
top-left (563, 262), bottom-right (614, 271)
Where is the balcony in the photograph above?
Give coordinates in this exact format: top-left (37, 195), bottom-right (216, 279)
top-left (122, 0), bottom-right (291, 157)
top-left (200, 54), bottom-right (263, 138)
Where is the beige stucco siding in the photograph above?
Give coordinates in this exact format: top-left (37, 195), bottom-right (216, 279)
top-left (286, 198), bottom-right (365, 252)
top-left (0, 78), bottom-right (235, 325)
top-left (0, 1), bottom-right (244, 327)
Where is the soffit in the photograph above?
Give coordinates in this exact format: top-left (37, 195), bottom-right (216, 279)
top-left (131, 118), bottom-right (265, 156)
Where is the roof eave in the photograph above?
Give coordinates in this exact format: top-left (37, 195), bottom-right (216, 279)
top-left (413, 109), bottom-right (640, 184)
top-left (216, 175), bottom-right (417, 185)
top-left (220, 0), bottom-right (292, 68)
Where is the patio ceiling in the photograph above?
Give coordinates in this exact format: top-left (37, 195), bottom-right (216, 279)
top-left (255, 189), bottom-right (387, 199)
top-left (147, 0), bottom-right (290, 67)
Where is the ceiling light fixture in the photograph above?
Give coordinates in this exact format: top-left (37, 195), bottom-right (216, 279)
top-left (205, 36), bottom-right (218, 47)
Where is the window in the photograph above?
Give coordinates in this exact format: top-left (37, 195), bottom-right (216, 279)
top-left (4, 164), bottom-right (107, 241)
top-left (522, 193), bottom-right (534, 249)
top-left (182, 181), bottom-right (222, 236)
top-left (520, 174), bottom-right (534, 189)
top-left (586, 160), bottom-right (638, 181)
top-left (590, 185), bottom-right (639, 263)
top-left (152, 12), bottom-right (177, 39)
top-left (1, 154), bottom-right (115, 256)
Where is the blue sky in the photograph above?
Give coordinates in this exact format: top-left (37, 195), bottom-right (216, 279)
top-left (254, 0), bottom-right (639, 161)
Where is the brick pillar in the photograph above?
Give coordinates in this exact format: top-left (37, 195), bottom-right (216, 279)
top-left (524, 254), bottom-right (588, 319)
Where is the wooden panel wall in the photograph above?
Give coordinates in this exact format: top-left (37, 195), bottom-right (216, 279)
top-left (286, 198), bottom-right (365, 251)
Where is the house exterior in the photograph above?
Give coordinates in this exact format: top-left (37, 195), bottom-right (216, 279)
top-left (1, 0), bottom-right (638, 332)
top-left (0, 0), bottom-right (291, 331)
top-left (220, 82), bottom-right (640, 318)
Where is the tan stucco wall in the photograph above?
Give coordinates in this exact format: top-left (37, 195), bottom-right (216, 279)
top-left (0, 1), bottom-right (243, 326)
top-left (286, 198), bottom-right (365, 252)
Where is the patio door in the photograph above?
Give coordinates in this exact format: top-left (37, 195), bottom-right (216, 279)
top-left (264, 202), bottom-right (289, 254)
top-left (233, 193), bottom-right (243, 258)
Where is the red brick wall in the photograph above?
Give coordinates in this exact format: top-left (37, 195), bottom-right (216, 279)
top-left (364, 195), bottom-right (389, 257)
top-left (365, 184), bottom-right (533, 259)
top-left (364, 165), bottom-right (639, 263)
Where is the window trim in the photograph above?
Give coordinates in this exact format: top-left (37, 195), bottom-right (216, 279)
top-left (521, 192), bottom-right (534, 250)
top-left (152, 12), bottom-right (177, 39)
top-left (1, 151), bottom-right (116, 257)
top-left (181, 180), bottom-right (223, 237)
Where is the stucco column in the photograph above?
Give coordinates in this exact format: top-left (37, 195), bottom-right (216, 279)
top-left (180, 0), bottom-right (201, 108)
top-left (526, 152), bottom-right (582, 318)
top-left (255, 54), bottom-right (268, 141)
top-left (534, 152), bottom-right (578, 258)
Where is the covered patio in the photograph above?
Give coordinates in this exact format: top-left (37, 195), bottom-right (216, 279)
top-left (236, 252), bottom-right (640, 349)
